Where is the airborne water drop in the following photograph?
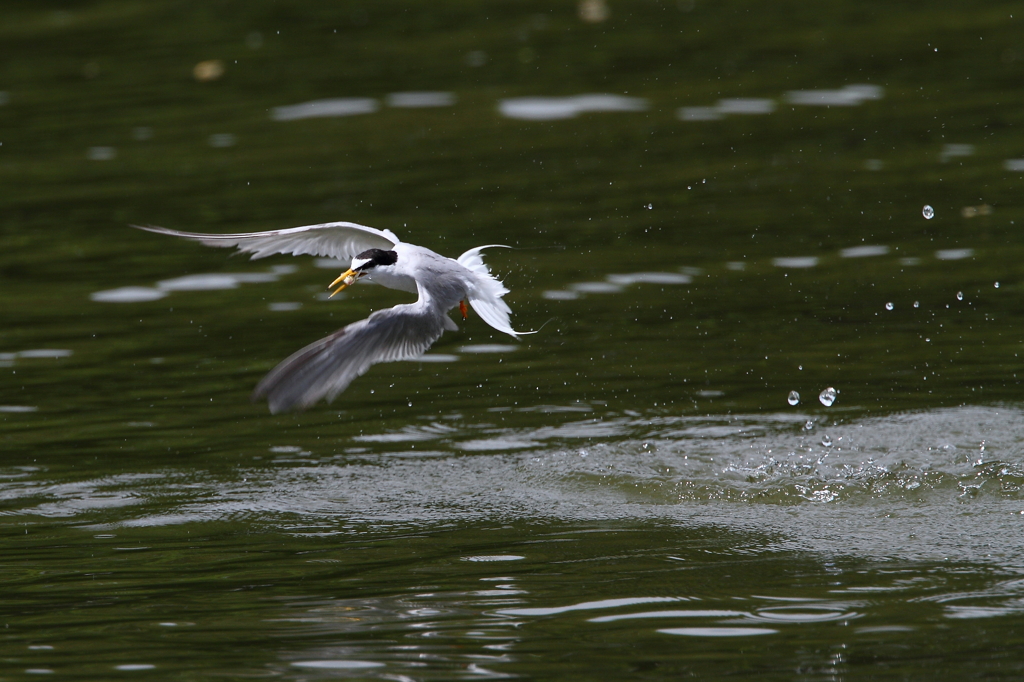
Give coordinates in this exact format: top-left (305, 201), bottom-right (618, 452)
top-left (787, 391), bottom-right (800, 406)
top-left (922, 205), bottom-right (935, 219)
top-left (819, 387), bottom-right (838, 407)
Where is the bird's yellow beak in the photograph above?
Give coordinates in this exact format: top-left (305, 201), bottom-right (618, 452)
top-left (329, 269), bottom-right (360, 297)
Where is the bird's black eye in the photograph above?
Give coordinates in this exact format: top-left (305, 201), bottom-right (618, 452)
top-left (354, 248), bottom-right (398, 270)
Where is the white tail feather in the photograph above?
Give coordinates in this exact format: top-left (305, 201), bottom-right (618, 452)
top-left (457, 245), bottom-right (532, 338)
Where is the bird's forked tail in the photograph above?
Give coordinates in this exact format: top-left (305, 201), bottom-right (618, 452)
top-left (457, 245), bottom-right (533, 338)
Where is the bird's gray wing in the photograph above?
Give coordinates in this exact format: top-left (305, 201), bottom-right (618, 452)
top-left (252, 302), bottom-right (447, 413)
top-left (132, 222), bottom-right (399, 261)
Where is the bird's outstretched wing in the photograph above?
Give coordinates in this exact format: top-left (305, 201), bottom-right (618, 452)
top-left (252, 302), bottom-right (447, 413)
top-left (131, 222), bottom-right (399, 261)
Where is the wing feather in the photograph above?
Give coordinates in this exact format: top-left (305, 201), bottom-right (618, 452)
top-left (132, 222), bottom-right (399, 261)
top-left (252, 303), bottom-right (446, 413)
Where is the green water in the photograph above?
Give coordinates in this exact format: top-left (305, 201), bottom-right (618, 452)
top-left (5, 1), bottom-right (1024, 679)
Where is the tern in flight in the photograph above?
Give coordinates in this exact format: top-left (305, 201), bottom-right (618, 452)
top-left (133, 222), bottom-right (529, 413)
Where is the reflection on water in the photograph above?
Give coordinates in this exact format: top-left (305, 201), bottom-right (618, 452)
top-left (12, 349), bottom-right (72, 359)
top-left (680, 84), bottom-right (882, 121)
top-left (498, 94), bottom-right (648, 121)
top-left (772, 256), bottom-right (819, 268)
top-left (207, 133), bottom-right (237, 148)
top-left (679, 97), bottom-right (776, 121)
top-left (839, 245), bottom-right (889, 258)
top-left (271, 98), bottom-right (379, 121)
top-left (386, 91), bottom-right (457, 108)
top-left (86, 146), bottom-right (116, 161)
top-left (91, 265), bottom-right (293, 302)
top-left (659, 627), bottom-right (778, 637)
top-left (935, 248), bottom-right (973, 260)
top-left (291, 660), bottom-right (384, 670)
top-left (784, 84), bottom-right (884, 107)
top-left (90, 286), bottom-right (167, 303)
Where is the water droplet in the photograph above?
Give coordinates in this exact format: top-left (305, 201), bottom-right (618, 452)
top-left (407, 401), bottom-right (413, 407)
top-left (821, 435), bottom-right (833, 447)
top-left (885, 302), bottom-right (894, 311)
top-left (646, 203), bottom-right (653, 210)
top-left (804, 420), bottom-right (815, 431)
top-left (913, 301), bottom-right (920, 308)
top-left (922, 204), bottom-right (935, 219)
top-left (798, 365), bottom-right (803, 371)
top-left (956, 291), bottom-right (964, 301)
top-left (818, 387), bottom-right (838, 407)
top-left (787, 391), bottom-right (800, 406)
top-left (995, 282), bottom-right (1000, 288)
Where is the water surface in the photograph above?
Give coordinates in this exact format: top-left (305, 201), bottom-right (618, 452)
top-left (4, 1), bottom-right (1024, 679)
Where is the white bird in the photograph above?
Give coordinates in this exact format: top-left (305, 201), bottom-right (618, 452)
top-left (133, 222), bottom-right (529, 413)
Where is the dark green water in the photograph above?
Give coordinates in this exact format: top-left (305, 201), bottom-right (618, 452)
top-left (5, 1), bottom-right (1024, 679)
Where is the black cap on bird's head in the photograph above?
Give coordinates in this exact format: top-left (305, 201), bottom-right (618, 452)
top-left (330, 248), bottom-right (398, 297)
top-left (354, 248), bottom-right (398, 269)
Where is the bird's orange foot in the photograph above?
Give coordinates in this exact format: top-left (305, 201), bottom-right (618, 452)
top-left (459, 300), bottom-right (468, 320)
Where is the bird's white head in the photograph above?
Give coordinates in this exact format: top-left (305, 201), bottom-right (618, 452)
top-left (329, 248), bottom-right (399, 297)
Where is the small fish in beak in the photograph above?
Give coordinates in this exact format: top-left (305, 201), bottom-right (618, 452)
top-left (329, 269), bottom-right (360, 297)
